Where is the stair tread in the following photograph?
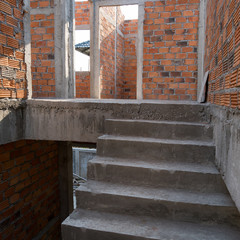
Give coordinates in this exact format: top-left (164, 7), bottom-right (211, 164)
top-left (76, 180), bottom-right (235, 207)
top-left (90, 156), bottom-right (219, 174)
top-left (99, 135), bottom-right (214, 146)
top-left (63, 209), bottom-right (240, 240)
top-left (106, 118), bottom-right (212, 127)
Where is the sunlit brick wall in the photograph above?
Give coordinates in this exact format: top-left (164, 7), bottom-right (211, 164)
top-left (99, 6), bottom-right (118, 99)
top-left (30, 0), bottom-right (55, 98)
top-left (143, 0), bottom-right (200, 100)
top-left (0, 0), bottom-right (27, 99)
top-left (75, 1), bottom-right (90, 26)
top-left (122, 20), bottom-right (138, 99)
top-left (205, 0), bottom-right (240, 108)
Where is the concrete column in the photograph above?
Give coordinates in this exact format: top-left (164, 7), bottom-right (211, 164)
top-left (90, 1), bottom-right (100, 98)
top-left (23, 0), bottom-right (32, 99)
top-left (55, 0), bottom-right (75, 99)
top-left (137, 3), bottom-right (144, 100)
top-left (197, 0), bottom-right (207, 99)
top-left (58, 142), bottom-right (73, 222)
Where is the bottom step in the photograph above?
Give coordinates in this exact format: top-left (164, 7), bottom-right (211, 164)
top-left (62, 209), bottom-right (240, 240)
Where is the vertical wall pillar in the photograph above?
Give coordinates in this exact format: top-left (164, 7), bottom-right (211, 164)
top-left (55, 0), bottom-right (75, 98)
top-left (58, 142), bottom-right (73, 222)
top-left (197, 0), bottom-right (207, 98)
top-left (137, 3), bottom-right (144, 100)
top-left (90, 1), bottom-right (100, 98)
top-left (23, 0), bottom-right (32, 99)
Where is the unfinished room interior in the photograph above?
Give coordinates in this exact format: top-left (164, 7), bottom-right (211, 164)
top-left (0, 0), bottom-right (240, 239)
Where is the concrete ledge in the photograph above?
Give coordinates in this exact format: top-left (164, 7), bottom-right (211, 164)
top-left (24, 99), bottom-right (210, 143)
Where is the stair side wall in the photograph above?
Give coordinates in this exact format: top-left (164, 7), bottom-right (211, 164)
top-left (205, 0), bottom-right (240, 212)
top-left (211, 106), bottom-right (240, 213)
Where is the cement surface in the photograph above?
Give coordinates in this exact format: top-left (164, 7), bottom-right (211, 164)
top-left (0, 99), bottom-right (25, 145)
top-left (210, 105), bottom-right (240, 212)
top-left (105, 119), bottom-right (213, 141)
top-left (88, 156), bottom-right (228, 193)
top-left (24, 99), bottom-right (211, 143)
top-left (97, 135), bottom-right (215, 164)
top-left (62, 209), bottom-right (240, 240)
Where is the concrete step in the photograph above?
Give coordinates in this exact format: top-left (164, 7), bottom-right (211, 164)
top-left (87, 156), bottom-right (228, 193)
top-left (76, 181), bottom-right (240, 226)
top-left (97, 135), bottom-right (215, 164)
top-left (105, 119), bottom-right (213, 141)
top-left (62, 209), bottom-right (240, 240)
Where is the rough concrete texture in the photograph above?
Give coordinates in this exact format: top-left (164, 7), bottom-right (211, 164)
top-left (62, 209), bottom-right (240, 240)
top-left (24, 99), bottom-right (211, 143)
top-left (211, 105), bottom-right (240, 212)
top-left (105, 119), bottom-right (213, 141)
top-left (0, 99), bottom-right (25, 145)
top-left (88, 157), bottom-right (228, 193)
top-left (62, 113), bottom-right (240, 239)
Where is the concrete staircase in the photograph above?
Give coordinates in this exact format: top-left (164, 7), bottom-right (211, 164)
top-left (62, 103), bottom-right (240, 239)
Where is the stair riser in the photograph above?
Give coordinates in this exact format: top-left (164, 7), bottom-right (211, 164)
top-left (97, 139), bottom-right (215, 164)
top-left (105, 121), bottom-right (213, 141)
top-left (76, 191), bottom-right (239, 225)
top-left (88, 162), bottom-right (228, 193)
top-left (62, 225), bottom-right (155, 240)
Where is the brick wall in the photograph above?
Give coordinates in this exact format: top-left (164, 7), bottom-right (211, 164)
top-left (122, 20), bottom-right (138, 99)
top-left (30, 0), bottom-right (55, 98)
top-left (75, 71), bottom-right (90, 98)
top-left (205, 0), bottom-right (240, 108)
top-left (75, 1), bottom-right (90, 27)
top-left (0, 140), bottom-right (61, 240)
top-left (143, 0), bottom-right (200, 100)
top-left (116, 10), bottom-right (125, 98)
top-left (99, 6), bottom-right (118, 99)
top-left (0, 0), bottom-right (27, 99)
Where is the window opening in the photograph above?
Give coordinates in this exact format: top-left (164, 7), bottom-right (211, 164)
top-left (72, 147), bottom-right (96, 209)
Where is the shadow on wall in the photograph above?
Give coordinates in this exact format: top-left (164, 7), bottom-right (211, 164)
top-left (0, 103), bottom-right (25, 145)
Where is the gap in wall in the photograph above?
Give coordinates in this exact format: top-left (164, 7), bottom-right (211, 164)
top-left (72, 145), bottom-right (96, 209)
top-left (99, 5), bottom-right (139, 99)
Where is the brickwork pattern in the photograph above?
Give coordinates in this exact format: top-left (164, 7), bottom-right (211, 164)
top-left (30, 0), bottom-right (54, 9)
top-left (0, 0), bottom-right (27, 99)
top-left (143, 0), bottom-right (200, 100)
top-left (116, 10), bottom-right (125, 98)
top-left (122, 20), bottom-right (138, 99)
top-left (75, 71), bottom-right (90, 98)
top-left (75, 1), bottom-right (90, 27)
top-left (30, 11), bottom-right (55, 98)
top-left (0, 140), bottom-right (61, 240)
top-left (99, 6), bottom-right (117, 99)
top-left (205, 0), bottom-right (240, 108)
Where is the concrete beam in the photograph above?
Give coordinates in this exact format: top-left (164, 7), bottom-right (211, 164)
top-left (75, 24), bottom-right (90, 30)
top-left (92, 0), bottom-right (145, 6)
